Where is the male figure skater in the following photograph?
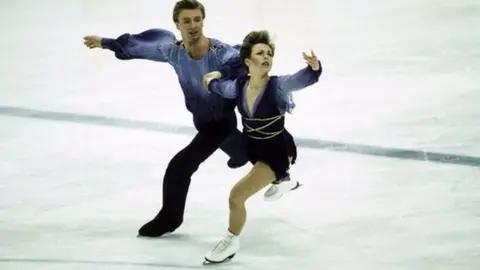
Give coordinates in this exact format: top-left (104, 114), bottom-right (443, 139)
top-left (84, 0), bottom-right (248, 237)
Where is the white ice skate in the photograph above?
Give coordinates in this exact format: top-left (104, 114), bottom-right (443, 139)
top-left (204, 231), bottom-right (239, 264)
top-left (263, 174), bottom-right (300, 201)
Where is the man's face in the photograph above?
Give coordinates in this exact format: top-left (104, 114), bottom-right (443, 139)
top-left (176, 9), bottom-right (204, 45)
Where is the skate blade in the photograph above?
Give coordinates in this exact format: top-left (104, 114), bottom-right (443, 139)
top-left (291, 182), bottom-right (302, 190)
top-left (136, 229), bottom-right (175, 238)
top-left (203, 253), bottom-right (236, 265)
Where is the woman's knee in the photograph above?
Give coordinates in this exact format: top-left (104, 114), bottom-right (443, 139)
top-left (228, 188), bottom-right (246, 210)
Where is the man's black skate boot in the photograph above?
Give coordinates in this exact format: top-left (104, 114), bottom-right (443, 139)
top-left (138, 216), bottom-right (183, 237)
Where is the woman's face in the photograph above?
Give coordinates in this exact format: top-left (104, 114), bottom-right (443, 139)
top-left (245, 43), bottom-right (274, 75)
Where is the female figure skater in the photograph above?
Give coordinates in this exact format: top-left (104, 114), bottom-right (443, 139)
top-left (203, 30), bottom-right (322, 263)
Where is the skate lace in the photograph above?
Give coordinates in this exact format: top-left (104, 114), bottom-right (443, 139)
top-left (213, 234), bottom-right (234, 253)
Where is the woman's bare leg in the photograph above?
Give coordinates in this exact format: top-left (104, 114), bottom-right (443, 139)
top-left (204, 162), bottom-right (277, 263)
top-left (228, 161), bottom-right (276, 235)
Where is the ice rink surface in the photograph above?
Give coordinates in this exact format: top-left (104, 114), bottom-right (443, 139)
top-left (0, 0), bottom-right (479, 269)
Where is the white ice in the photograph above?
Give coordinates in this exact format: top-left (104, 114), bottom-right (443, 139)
top-left (0, 0), bottom-right (479, 269)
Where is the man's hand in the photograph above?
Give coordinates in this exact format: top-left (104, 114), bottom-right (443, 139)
top-left (203, 71), bottom-right (222, 89)
top-left (83, 35), bottom-right (102, 49)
